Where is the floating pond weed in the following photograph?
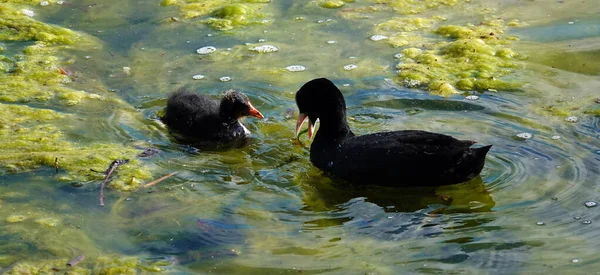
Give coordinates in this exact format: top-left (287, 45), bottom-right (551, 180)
top-left (394, 19), bottom-right (526, 95)
top-left (331, 0), bottom-right (527, 94)
top-left (3, 255), bottom-right (171, 274)
top-left (0, 103), bottom-right (152, 190)
top-left (164, 0), bottom-right (272, 30)
top-left (1, 0), bottom-right (600, 273)
top-left (0, 2), bottom-right (151, 190)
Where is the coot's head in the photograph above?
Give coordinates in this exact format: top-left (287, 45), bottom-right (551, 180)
top-left (220, 90), bottom-right (264, 119)
top-left (295, 78), bottom-right (346, 139)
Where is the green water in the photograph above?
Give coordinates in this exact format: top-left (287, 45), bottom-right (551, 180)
top-left (0, 0), bottom-right (599, 274)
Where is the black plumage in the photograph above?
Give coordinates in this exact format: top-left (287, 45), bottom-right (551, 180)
top-left (161, 88), bottom-right (263, 144)
top-left (295, 78), bottom-right (491, 186)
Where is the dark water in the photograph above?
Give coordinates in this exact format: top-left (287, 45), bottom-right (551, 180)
top-left (1, 0), bottom-right (599, 273)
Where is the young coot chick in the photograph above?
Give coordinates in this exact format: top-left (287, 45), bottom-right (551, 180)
top-left (162, 88), bottom-right (263, 143)
top-left (295, 78), bottom-right (492, 186)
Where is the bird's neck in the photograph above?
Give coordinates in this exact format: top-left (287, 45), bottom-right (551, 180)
top-left (218, 108), bottom-right (239, 122)
top-left (310, 116), bottom-right (352, 171)
top-left (219, 116), bottom-right (240, 126)
top-left (314, 112), bottom-right (353, 144)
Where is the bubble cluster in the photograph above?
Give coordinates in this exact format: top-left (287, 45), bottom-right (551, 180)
top-left (250, 45), bottom-right (279, 53)
top-left (192, 74), bottom-right (206, 80)
top-left (516, 132), bottom-right (533, 140)
top-left (565, 116), bottom-right (578, 123)
top-left (22, 9), bottom-right (35, 17)
top-left (370, 35), bottom-right (388, 41)
top-left (285, 65), bottom-right (306, 72)
top-left (219, 76), bottom-right (232, 82)
top-left (465, 95), bottom-right (479, 100)
top-left (551, 135), bottom-right (561, 140)
top-left (40, 1), bottom-right (50, 6)
top-left (343, 64), bottom-right (358, 71)
top-left (196, 46), bottom-right (217, 55)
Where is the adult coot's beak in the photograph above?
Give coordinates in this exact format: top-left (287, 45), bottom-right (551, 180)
top-left (247, 101), bottom-right (264, 119)
top-left (296, 113), bottom-right (315, 140)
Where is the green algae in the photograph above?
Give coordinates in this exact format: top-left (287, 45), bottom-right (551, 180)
top-left (5, 260), bottom-right (90, 275)
top-left (530, 96), bottom-right (600, 119)
top-left (0, 193), bottom-right (173, 273)
top-left (5, 0), bottom-right (63, 4)
top-left (34, 217), bottom-right (59, 227)
top-left (371, 17), bottom-right (444, 48)
top-left (585, 108), bottom-right (600, 116)
top-left (1, 0), bottom-right (599, 274)
top-left (3, 43), bottom-right (109, 105)
top-left (338, 0), bottom-right (468, 18)
top-left (320, 0), bottom-right (346, 9)
top-left (3, 255), bottom-right (171, 274)
top-left (180, 1), bottom-right (228, 19)
top-left (0, 4), bottom-right (107, 105)
top-left (206, 4), bottom-right (266, 31)
top-left (0, 3), bottom-right (155, 190)
top-left (6, 215), bottom-right (26, 223)
top-left (527, 45), bottom-right (600, 76)
top-left (393, 19), bottom-right (525, 95)
top-left (376, 0), bottom-right (469, 14)
top-left (0, 103), bottom-right (152, 190)
top-left (375, 16), bottom-right (442, 33)
top-left (0, 4), bottom-right (82, 44)
top-left (163, 0), bottom-right (271, 30)
top-left (334, 0), bottom-right (526, 95)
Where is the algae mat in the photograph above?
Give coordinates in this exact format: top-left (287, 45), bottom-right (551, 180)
top-left (0, 0), bottom-right (599, 273)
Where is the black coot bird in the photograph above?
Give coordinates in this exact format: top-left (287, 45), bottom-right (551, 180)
top-left (295, 78), bottom-right (492, 186)
top-left (161, 88), bottom-right (263, 144)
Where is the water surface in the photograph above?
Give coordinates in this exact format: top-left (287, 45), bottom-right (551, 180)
top-left (1, 0), bottom-right (599, 273)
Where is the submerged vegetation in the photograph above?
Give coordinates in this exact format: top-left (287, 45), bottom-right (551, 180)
top-left (395, 19), bottom-right (525, 95)
top-left (0, 0), bottom-right (598, 273)
top-left (0, 2), bottom-right (151, 189)
top-left (161, 0), bottom-right (272, 30)
top-left (160, 0), bottom-right (528, 95)
top-left (337, 1), bottom-right (527, 95)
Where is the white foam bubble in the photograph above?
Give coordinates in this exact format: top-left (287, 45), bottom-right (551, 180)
top-left (370, 35), bottom-right (388, 41)
top-left (343, 64), bottom-right (358, 71)
top-left (285, 65), bottom-right (306, 72)
top-left (22, 9), bottom-right (35, 17)
top-left (516, 132), bottom-right (533, 139)
top-left (250, 45), bottom-right (279, 53)
top-left (565, 116), bottom-right (578, 123)
top-left (196, 46), bottom-right (216, 55)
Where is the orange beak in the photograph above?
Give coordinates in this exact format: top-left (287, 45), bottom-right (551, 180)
top-left (247, 101), bottom-right (264, 119)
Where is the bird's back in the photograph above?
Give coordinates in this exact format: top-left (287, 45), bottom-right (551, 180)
top-left (315, 130), bottom-right (490, 186)
top-left (162, 89), bottom-right (220, 137)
